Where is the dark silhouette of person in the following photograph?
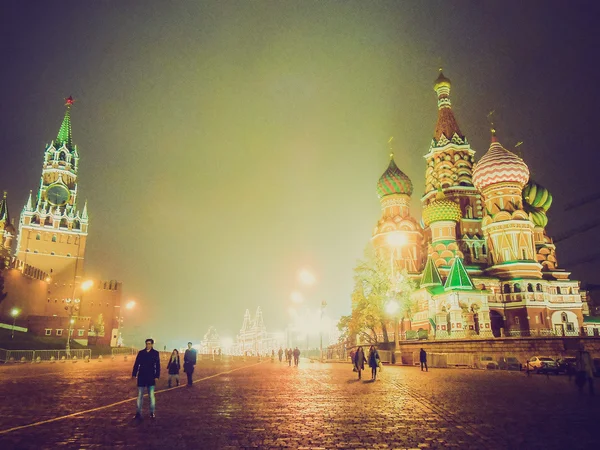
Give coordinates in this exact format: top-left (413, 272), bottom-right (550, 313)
top-left (167, 349), bottom-right (180, 388)
top-left (131, 338), bottom-right (160, 419)
top-left (183, 342), bottom-right (197, 386)
top-left (354, 346), bottom-right (366, 380)
top-left (420, 348), bottom-right (428, 372)
top-left (293, 347), bottom-right (300, 366)
top-left (278, 347), bottom-right (283, 362)
top-left (368, 346), bottom-right (380, 381)
top-left (287, 348), bottom-right (293, 366)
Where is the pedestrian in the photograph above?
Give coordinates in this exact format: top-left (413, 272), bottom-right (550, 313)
top-left (183, 342), bottom-right (197, 386)
top-left (575, 347), bottom-right (595, 395)
top-left (368, 346), bottom-right (380, 381)
top-left (131, 338), bottom-right (161, 419)
top-left (355, 346), bottom-right (366, 380)
top-left (420, 348), bottom-right (428, 372)
top-left (212, 349), bottom-right (216, 361)
top-left (287, 348), bottom-right (292, 366)
top-left (278, 347), bottom-right (283, 362)
top-left (167, 349), bottom-right (181, 388)
top-left (293, 347), bottom-right (301, 366)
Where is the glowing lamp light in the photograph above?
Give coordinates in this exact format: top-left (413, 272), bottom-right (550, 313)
top-left (298, 268), bottom-right (316, 286)
top-left (290, 291), bottom-right (304, 304)
top-left (10, 308), bottom-right (20, 318)
top-left (81, 280), bottom-right (94, 291)
top-left (385, 300), bottom-right (400, 315)
top-left (70, 318), bottom-right (75, 324)
top-left (125, 300), bottom-right (136, 310)
top-left (387, 232), bottom-right (407, 247)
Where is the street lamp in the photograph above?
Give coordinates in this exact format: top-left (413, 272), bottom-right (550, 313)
top-left (117, 299), bottom-right (136, 347)
top-left (65, 279), bottom-right (93, 354)
top-left (10, 308), bottom-right (20, 340)
top-left (298, 268), bottom-right (316, 286)
top-left (320, 300), bottom-right (327, 362)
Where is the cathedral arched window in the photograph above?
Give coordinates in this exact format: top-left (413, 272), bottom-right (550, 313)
top-left (561, 312), bottom-right (568, 323)
top-left (503, 284), bottom-right (511, 294)
top-left (536, 283), bottom-right (543, 292)
top-left (36, 234), bottom-right (41, 241)
top-left (52, 235), bottom-right (57, 243)
top-left (514, 283), bottom-right (521, 293)
top-left (527, 283), bottom-right (534, 292)
top-left (481, 244), bottom-right (487, 255)
top-left (465, 205), bottom-right (473, 219)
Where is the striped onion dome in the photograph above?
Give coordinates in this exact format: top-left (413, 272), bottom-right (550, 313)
top-left (422, 190), bottom-right (462, 227)
top-left (473, 136), bottom-right (529, 191)
top-left (376, 154), bottom-right (413, 198)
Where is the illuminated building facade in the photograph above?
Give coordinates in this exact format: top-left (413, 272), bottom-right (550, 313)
top-left (0, 99), bottom-right (122, 345)
top-left (370, 71), bottom-right (590, 339)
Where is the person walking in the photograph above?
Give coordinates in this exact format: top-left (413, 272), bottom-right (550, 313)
top-left (575, 347), bottom-right (595, 395)
top-left (278, 347), bottom-right (283, 362)
top-left (287, 348), bottom-right (293, 366)
top-left (131, 338), bottom-right (161, 419)
top-left (293, 347), bottom-right (301, 366)
top-left (355, 346), bottom-right (366, 380)
top-left (183, 342), bottom-right (197, 386)
top-left (167, 349), bottom-right (181, 388)
top-left (368, 346), bottom-right (380, 381)
top-left (420, 348), bottom-right (428, 372)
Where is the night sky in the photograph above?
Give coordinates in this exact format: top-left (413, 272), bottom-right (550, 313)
top-left (1, 1), bottom-right (599, 347)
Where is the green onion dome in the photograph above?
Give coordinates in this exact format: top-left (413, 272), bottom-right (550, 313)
top-left (422, 190), bottom-right (462, 227)
top-left (376, 154), bottom-right (413, 198)
top-left (523, 180), bottom-right (552, 227)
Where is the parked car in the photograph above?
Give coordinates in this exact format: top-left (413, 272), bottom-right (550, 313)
top-left (498, 356), bottom-right (521, 371)
top-left (527, 356), bottom-right (559, 374)
top-left (556, 357), bottom-right (577, 375)
top-left (478, 355), bottom-right (499, 370)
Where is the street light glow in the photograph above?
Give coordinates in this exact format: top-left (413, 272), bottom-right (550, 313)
top-left (290, 291), bottom-right (304, 303)
top-left (387, 232), bottom-right (407, 247)
top-left (10, 308), bottom-right (20, 317)
top-left (298, 268), bottom-right (316, 286)
top-left (385, 300), bottom-right (400, 315)
top-left (81, 280), bottom-right (94, 291)
top-left (126, 300), bottom-right (136, 310)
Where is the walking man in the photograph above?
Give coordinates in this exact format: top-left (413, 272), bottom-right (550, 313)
top-left (278, 347), bottom-right (283, 362)
top-left (293, 346), bottom-right (301, 366)
top-left (419, 348), bottom-right (428, 372)
top-left (184, 342), bottom-right (197, 386)
top-left (132, 338), bottom-right (160, 419)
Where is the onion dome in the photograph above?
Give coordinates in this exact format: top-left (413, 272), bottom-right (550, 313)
top-left (422, 190), bottom-right (462, 227)
top-left (473, 134), bottom-right (530, 191)
top-left (523, 180), bottom-right (552, 212)
top-left (377, 154), bottom-right (413, 198)
top-left (434, 70), bottom-right (451, 91)
top-left (523, 180), bottom-right (552, 228)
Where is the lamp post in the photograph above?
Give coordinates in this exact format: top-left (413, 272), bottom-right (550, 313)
top-left (320, 300), bottom-right (327, 362)
top-left (65, 280), bottom-right (93, 354)
top-left (386, 232), bottom-right (406, 351)
top-left (10, 308), bottom-right (20, 339)
top-left (117, 300), bottom-right (136, 347)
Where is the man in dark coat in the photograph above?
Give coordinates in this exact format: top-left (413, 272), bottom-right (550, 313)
top-left (293, 347), bottom-right (300, 366)
top-left (355, 346), bottom-right (366, 380)
top-left (420, 348), bottom-right (428, 372)
top-left (183, 342), bottom-right (197, 386)
top-left (132, 338), bottom-right (161, 419)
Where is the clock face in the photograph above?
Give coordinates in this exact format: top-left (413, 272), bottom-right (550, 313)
top-left (46, 184), bottom-right (70, 206)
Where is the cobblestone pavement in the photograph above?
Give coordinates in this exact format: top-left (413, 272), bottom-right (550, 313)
top-left (0, 357), bottom-right (598, 449)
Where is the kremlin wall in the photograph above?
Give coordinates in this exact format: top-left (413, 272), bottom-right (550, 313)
top-left (0, 99), bottom-right (122, 346)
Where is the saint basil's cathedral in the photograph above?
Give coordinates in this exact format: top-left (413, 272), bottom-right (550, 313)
top-left (370, 70), bottom-right (595, 339)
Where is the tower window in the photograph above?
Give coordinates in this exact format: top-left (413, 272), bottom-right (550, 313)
top-left (514, 316), bottom-right (520, 325)
top-left (52, 235), bottom-right (57, 242)
top-left (561, 312), bottom-right (568, 323)
top-left (536, 283), bottom-right (543, 292)
top-left (51, 252), bottom-right (55, 255)
top-left (36, 234), bottom-right (41, 240)
top-left (527, 283), bottom-right (534, 292)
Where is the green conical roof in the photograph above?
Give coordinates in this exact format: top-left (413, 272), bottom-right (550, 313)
top-left (421, 255), bottom-right (442, 287)
top-left (56, 96), bottom-right (74, 149)
top-left (444, 257), bottom-right (474, 290)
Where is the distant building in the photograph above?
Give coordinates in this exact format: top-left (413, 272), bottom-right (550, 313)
top-left (234, 307), bottom-right (281, 355)
top-left (0, 98), bottom-right (122, 346)
top-left (200, 326), bottom-right (221, 354)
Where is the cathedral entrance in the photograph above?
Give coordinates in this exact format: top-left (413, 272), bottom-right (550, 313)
top-left (489, 311), bottom-right (504, 338)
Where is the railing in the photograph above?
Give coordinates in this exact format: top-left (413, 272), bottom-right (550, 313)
top-left (111, 347), bottom-right (138, 357)
top-left (0, 348), bottom-right (91, 362)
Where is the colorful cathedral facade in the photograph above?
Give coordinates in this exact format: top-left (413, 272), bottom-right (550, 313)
top-left (372, 71), bottom-right (589, 340)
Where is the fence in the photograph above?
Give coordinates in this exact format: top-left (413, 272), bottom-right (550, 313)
top-left (0, 348), bottom-right (91, 362)
top-left (111, 347), bottom-right (138, 357)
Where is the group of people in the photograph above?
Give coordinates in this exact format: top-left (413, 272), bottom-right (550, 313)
top-left (350, 346), bottom-right (381, 380)
top-left (131, 339), bottom-right (198, 419)
top-left (277, 347), bottom-right (301, 366)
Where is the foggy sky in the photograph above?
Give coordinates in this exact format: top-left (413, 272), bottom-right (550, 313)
top-left (1, 1), bottom-right (599, 348)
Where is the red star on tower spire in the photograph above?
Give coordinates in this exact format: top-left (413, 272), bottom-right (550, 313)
top-left (65, 96), bottom-right (75, 107)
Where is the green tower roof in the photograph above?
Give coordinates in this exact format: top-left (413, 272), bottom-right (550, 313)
top-left (376, 154), bottom-right (413, 198)
top-left (444, 257), bottom-right (474, 290)
top-left (421, 255), bottom-right (442, 288)
top-left (56, 96), bottom-right (74, 149)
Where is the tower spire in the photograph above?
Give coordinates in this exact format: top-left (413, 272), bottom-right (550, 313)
top-left (56, 96), bottom-right (74, 149)
top-left (0, 191), bottom-right (9, 223)
top-left (82, 200), bottom-right (89, 220)
top-left (432, 69), bottom-right (464, 147)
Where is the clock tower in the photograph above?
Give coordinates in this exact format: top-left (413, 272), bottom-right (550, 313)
top-left (15, 97), bottom-right (89, 283)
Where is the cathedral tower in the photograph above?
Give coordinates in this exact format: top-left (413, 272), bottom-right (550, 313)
top-left (0, 192), bottom-right (15, 266)
top-left (372, 153), bottom-right (422, 274)
top-left (472, 131), bottom-right (542, 279)
top-left (15, 97), bottom-right (89, 283)
top-left (422, 71), bottom-right (485, 267)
